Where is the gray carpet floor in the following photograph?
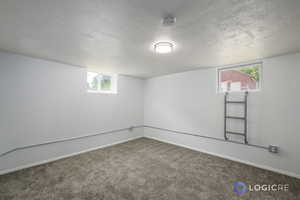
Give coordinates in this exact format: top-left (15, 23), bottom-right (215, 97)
top-left (0, 138), bottom-right (299, 200)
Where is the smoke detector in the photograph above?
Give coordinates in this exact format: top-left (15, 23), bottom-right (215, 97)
top-left (162, 15), bottom-right (176, 26)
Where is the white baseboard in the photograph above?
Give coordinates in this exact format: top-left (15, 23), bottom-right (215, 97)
top-left (0, 136), bottom-right (142, 176)
top-left (2, 134), bottom-right (299, 180)
top-left (144, 135), bottom-right (300, 180)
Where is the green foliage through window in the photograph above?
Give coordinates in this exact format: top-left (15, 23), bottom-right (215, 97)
top-left (101, 76), bottom-right (112, 90)
top-left (238, 65), bottom-right (260, 81)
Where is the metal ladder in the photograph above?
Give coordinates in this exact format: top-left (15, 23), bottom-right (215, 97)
top-left (224, 91), bottom-right (248, 144)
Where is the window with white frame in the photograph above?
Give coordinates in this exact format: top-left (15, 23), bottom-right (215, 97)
top-left (87, 72), bottom-right (118, 94)
top-left (218, 63), bottom-right (262, 92)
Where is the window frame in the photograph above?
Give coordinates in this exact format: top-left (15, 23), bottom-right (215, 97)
top-left (86, 71), bottom-right (118, 94)
top-left (217, 62), bottom-right (262, 93)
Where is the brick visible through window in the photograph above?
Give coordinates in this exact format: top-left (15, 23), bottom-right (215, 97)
top-left (218, 63), bottom-right (261, 92)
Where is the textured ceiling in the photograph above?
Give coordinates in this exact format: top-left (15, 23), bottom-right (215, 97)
top-left (1, 0), bottom-right (300, 78)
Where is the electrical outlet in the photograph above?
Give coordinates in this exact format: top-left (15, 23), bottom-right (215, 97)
top-left (268, 145), bottom-right (279, 153)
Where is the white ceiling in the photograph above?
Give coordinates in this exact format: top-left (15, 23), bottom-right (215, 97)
top-left (1, 0), bottom-right (300, 78)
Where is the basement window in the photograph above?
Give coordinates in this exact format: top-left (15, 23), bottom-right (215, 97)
top-left (87, 72), bottom-right (118, 94)
top-left (217, 62), bottom-right (262, 93)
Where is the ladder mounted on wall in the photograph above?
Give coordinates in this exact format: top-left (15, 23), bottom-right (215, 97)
top-left (224, 91), bottom-right (248, 144)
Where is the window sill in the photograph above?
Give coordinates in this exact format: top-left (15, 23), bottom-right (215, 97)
top-left (87, 90), bottom-right (117, 94)
top-left (217, 89), bottom-right (261, 94)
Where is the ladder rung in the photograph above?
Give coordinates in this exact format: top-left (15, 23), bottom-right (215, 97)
top-left (226, 116), bottom-right (246, 120)
top-left (226, 101), bottom-right (245, 104)
top-left (226, 131), bottom-right (245, 136)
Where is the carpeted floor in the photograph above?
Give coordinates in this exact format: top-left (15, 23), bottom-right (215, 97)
top-left (0, 138), bottom-right (299, 200)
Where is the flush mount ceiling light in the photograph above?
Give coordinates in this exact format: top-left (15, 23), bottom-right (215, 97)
top-left (154, 42), bottom-right (174, 54)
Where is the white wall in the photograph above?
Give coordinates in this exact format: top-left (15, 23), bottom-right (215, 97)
top-left (144, 53), bottom-right (300, 178)
top-left (1, 50), bottom-right (300, 178)
top-left (0, 51), bottom-right (144, 173)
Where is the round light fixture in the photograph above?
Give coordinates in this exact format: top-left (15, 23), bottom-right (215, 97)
top-left (154, 42), bottom-right (173, 54)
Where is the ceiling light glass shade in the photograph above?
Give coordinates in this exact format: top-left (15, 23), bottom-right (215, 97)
top-left (154, 42), bottom-right (173, 54)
